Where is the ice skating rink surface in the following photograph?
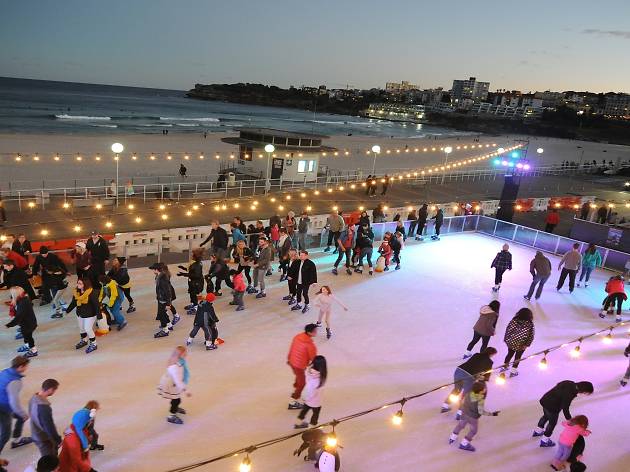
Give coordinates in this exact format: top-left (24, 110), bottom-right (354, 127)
top-left (0, 233), bottom-right (627, 471)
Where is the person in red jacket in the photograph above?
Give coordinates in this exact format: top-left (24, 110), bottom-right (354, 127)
top-left (287, 324), bottom-right (318, 410)
top-left (0, 248), bottom-right (27, 270)
top-left (57, 408), bottom-right (95, 472)
top-left (599, 275), bottom-right (626, 322)
top-left (544, 208), bottom-right (560, 233)
top-left (229, 269), bottom-right (246, 311)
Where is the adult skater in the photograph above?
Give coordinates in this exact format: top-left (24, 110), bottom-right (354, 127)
top-left (431, 207), bottom-right (444, 240)
top-left (414, 204), bottom-right (428, 241)
top-left (407, 208), bottom-right (418, 236)
top-left (176, 248), bottom-right (204, 314)
top-left (355, 222), bottom-right (375, 275)
top-left (501, 308), bottom-right (535, 378)
top-left (545, 208), bottom-right (560, 233)
top-left (313, 286), bottom-right (348, 339)
top-left (233, 240), bottom-right (254, 293)
top-left (291, 251), bottom-right (317, 314)
top-left (490, 244), bottom-right (512, 292)
top-left (283, 249), bottom-right (300, 305)
top-left (6, 287), bottom-right (39, 358)
top-left (332, 224), bottom-right (355, 276)
top-left (252, 237), bottom-right (272, 299)
top-left (555, 243), bottom-right (581, 293)
top-left (28, 379), bottom-right (61, 458)
top-left (324, 211), bottom-right (345, 253)
top-left (0, 258), bottom-right (36, 300)
top-left (11, 234), bottom-right (32, 257)
top-left (297, 211), bottom-right (310, 251)
top-left (524, 251), bottom-right (552, 301)
top-left (151, 263), bottom-right (180, 338)
top-left (463, 301), bottom-right (500, 358)
top-left (533, 380), bottom-right (594, 447)
top-left (577, 243), bottom-right (602, 288)
top-left (31, 246), bottom-right (67, 311)
top-left (200, 220), bottom-right (229, 260)
top-left (295, 355), bottom-right (327, 428)
top-left (287, 324), bottom-right (318, 410)
top-left (65, 278), bottom-right (100, 354)
top-left (107, 256), bottom-right (135, 313)
top-left (158, 346), bottom-right (191, 425)
top-left (85, 231), bottom-right (109, 277)
top-left (0, 356), bottom-right (32, 454)
top-left (277, 228), bottom-right (293, 282)
top-left (441, 347), bottom-right (497, 415)
top-left (599, 274), bottom-right (626, 322)
top-left (73, 242), bottom-right (93, 286)
top-left (206, 254), bottom-right (232, 296)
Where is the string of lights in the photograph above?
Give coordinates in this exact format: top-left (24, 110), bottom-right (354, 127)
top-left (165, 322), bottom-right (629, 472)
top-left (2, 143), bottom-right (500, 163)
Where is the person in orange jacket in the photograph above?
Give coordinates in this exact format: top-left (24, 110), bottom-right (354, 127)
top-left (287, 324), bottom-right (318, 410)
top-left (545, 208), bottom-right (560, 233)
top-left (229, 269), bottom-right (246, 311)
top-left (58, 407), bottom-right (95, 472)
top-left (599, 275), bottom-right (626, 322)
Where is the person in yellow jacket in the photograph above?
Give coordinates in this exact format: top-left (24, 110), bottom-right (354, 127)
top-left (97, 274), bottom-right (127, 331)
top-left (107, 257), bottom-right (135, 313)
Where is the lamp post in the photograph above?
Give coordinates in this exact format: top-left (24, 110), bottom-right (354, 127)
top-left (371, 145), bottom-right (381, 175)
top-left (441, 146), bottom-right (452, 184)
top-left (264, 143), bottom-right (275, 195)
top-left (536, 147), bottom-right (544, 168)
top-left (111, 142), bottom-right (124, 207)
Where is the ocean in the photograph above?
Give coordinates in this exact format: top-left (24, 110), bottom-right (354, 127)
top-left (0, 77), bottom-right (467, 138)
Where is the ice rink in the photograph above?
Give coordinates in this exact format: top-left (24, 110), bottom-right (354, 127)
top-left (1, 233), bottom-right (628, 472)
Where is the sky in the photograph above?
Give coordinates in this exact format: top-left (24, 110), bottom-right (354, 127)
top-left (1, 0), bottom-right (630, 93)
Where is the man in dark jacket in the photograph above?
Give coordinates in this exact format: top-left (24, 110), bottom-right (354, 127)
top-left (85, 232), bottom-right (109, 277)
top-left (533, 380), bottom-right (594, 447)
top-left (1, 259), bottom-right (36, 300)
top-left (415, 204), bottom-right (429, 240)
top-left (11, 234), bottom-right (32, 257)
top-left (150, 263), bottom-right (179, 338)
top-left (291, 251), bottom-right (317, 314)
top-left (200, 221), bottom-right (229, 260)
top-left (31, 247), bottom-right (67, 307)
top-left (0, 356), bottom-right (32, 454)
top-left (431, 208), bottom-right (444, 240)
top-left (524, 251), bottom-right (552, 301)
top-left (29, 379), bottom-right (61, 458)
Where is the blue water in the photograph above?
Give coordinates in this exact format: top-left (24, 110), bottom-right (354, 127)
top-left (0, 77), bottom-right (464, 138)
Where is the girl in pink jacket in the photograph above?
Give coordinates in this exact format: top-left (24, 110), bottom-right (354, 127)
top-left (551, 415), bottom-right (591, 471)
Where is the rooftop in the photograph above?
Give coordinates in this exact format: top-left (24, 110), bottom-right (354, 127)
top-left (235, 127), bottom-right (330, 139)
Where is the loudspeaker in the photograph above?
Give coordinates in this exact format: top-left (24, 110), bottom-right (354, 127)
top-left (496, 175), bottom-right (520, 222)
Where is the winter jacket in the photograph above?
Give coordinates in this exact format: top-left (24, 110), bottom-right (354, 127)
top-left (0, 367), bottom-right (27, 417)
top-left (358, 214), bottom-right (370, 227)
top-left (378, 241), bottom-right (392, 258)
top-left (232, 271), bottom-right (246, 292)
top-left (298, 217), bottom-right (310, 234)
top-left (605, 277), bottom-right (626, 296)
top-left (278, 235), bottom-right (292, 259)
top-left (231, 228), bottom-right (246, 244)
top-left (303, 368), bottom-right (324, 408)
top-left (58, 424), bottom-right (92, 472)
top-left (389, 236), bottom-right (402, 252)
top-left (458, 353), bottom-right (494, 381)
top-left (530, 253), bottom-right (552, 277)
top-left (29, 393), bottom-right (61, 447)
top-left (256, 246), bottom-right (272, 270)
top-left (270, 225), bottom-right (280, 242)
top-left (99, 279), bottom-right (123, 308)
top-left (472, 305), bottom-right (499, 337)
top-left (337, 226), bottom-right (355, 250)
top-left (432, 209), bottom-right (444, 226)
top-left (328, 214), bottom-right (345, 233)
top-left (269, 214), bottom-right (282, 228)
top-left (418, 206), bottom-right (428, 223)
top-left (558, 421), bottom-right (590, 447)
top-left (158, 363), bottom-right (187, 399)
top-left (0, 266), bottom-right (32, 293)
top-left (193, 301), bottom-right (219, 327)
top-left (208, 259), bottom-right (230, 281)
top-left (107, 266), bottom-right (130, 288)
top-left (504, 318), bottom-right (535, 351)
top-left (491, 250), bottom-right (512, 271)
top-left (539, 381), bottom-right (581, 418)
top-left (201, 226), bottom-right (228, 249)
top-left (2, 250), bottom-right (27, 269)
top-left (559, 249), bottom-right (582, 271)
top-left (74, 251), bottom-right (91, 272)
top-left (287, 332), bottom-right (317, 370)
top-left (284, 216), bottom-right (296, 235)
top-left (356, 227), bottom-right (374, 249)
top-left (155, 272), bottom-right (173, 304)
top-left (86, 236), bottom-right (110, 263)
top-left (66, 288), bottom-right (100, 319)
top-left (287, 258), bottom-right (301, 280)
top-left (461, 390), bottom-right (494, 419)
top-left (178, 261), bottom-right (204, 294)
top-left (546, 212), bottom-right (560, 225)
top-left (232, 246), bottom-right (254, 266)
top-left (32, 253), bottom-right (67, 277)
top-left (11, 239), bottom-right (32, 256)
top-left (6, 296), bottom-right (37, 333)
top-left (296, 259), bottom-right (317, 286)
top-left (581, 250), bottom-right (602, 269)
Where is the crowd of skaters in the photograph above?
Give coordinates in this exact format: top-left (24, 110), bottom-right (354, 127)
top-left (1, 201), bottom-right (629, 471)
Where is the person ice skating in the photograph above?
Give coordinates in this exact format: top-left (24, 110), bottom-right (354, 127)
top-left (596, 205), bottom-right (608, 224)
top-left (107, 256), bottom-right (135, 313)
top-left (0, 247), bottom-right (28, 271)
top-left (545, 208), bottom-right (560, 233)
top-left (297, 211), bottom-right (310, 251)
top-left (229, 222), bottom-right (246, 251)
top-left (441, 347), bottom-right (497, 415)
top-left (431, 207), bottom-right (444, 240)
top-left (550, 415), bottom-right (591, 471)
top-left (233, 240), bottom-right (254, 293)
top-left (415, 204), bottom-right (428, 240)
top-left (277, 228), bottom-right (293, 282)
top-left (524, 251), bottom-right (552, 301)
top-left (501, 308), bottom-right (535, 378)
top-left (355, 222), bottom-right (374, 275)
top-left (448, 381), bottom-right (500, 452)
top-left (176, 248), bottom-right (204, 314)
top-left (287, 324), bottom-right (318, 409)
top-left (407, 208), bottom-right (418, 235)
top-left (490, 243), bottom-right (512, 292)
top-left (0, 356), bottom-right (32, 453)
top-left (377, 234), bottom-right (393, 271)
top-left (73, 242), bottom-right (92, 286)
top-left (200, 220), bottom-right (229, 260)
top-left (0, 259), bottom-right (36, 301)
top-left (66, 278), bottom-right (100, 354)
top-left (292, 251), bottom-right (317, 314)
top-left (284, 211), bottom-right (298, 248)
top-left (391, 231), bottom-right (403, 270)
top-left (186, 293), bottom-right (220, 349)
top-left (295, 355), bottom-right (327, 428)
top-left (358, 210), bottom-right (370, 227)
top-left (599, 275), bottom-right (626, 322)
top-left (11, 234), bottom-right (32, 257)
top-left (28, 379), bottom-right (61, 458)
top-left (252, 237), bottom-right (272, 298)
top-left (57, 406), bottom-right (94, 472)
top-left (158, 346), bottom-right (191, 424)
top-left (85, 231), bottom-right (109, 277)
top-left (206, 254), bottom-right (232, 296)
top-left (80, 401), bottom-right (103, 452)
top-left (620, 341), bottom-right (630, 387)
top-left (6, 287), bottom-right (39, 358)
top-left (229, 269), bottom-right (246, 311)
top-left (463, 301), bottom-right (500, 358)
top-left (293, 429), bottom-right (326, 462)
top-left (557, 243), bottom-right (582, 293)
top-left (533, 380), bottom-right (594, 447)
top-left (577, 243), bottom-right (602, 288)
top-left (98, 274), bottom-right (127, 331)
top-left (179, 163), bottom-right (187, 178)
top-left (324, 211), bottom-right (345, 253)
top-left (332, 223), bottom-right (355, 276)
top-left (151, 263), bottom-right (180, 338)
top-left (31, 246), bottom-right (67, 315)
top-left (313, 286), bottom-right (348, 339)
top-left (283, 249), bottom-right (300, 305)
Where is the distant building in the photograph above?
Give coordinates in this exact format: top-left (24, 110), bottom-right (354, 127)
top-left (603, 93), bottom-right (630, 117)
top-left (471, 102), bottom-right (542, 121)
top-left (534, 91), bottom-right (565, 108)
top-left (221, 128), bottom-right (337, 182)
top-left (491, 91), bottom-right (543, 109)
top-left (451, 77), bottom-right (490, 103)
top-left (385, 81), bottom-right (419, 94)
top-left (365, 103), bottom-right (426, 122)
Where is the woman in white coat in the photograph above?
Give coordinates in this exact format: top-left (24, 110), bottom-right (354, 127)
top-left (158, 345), bottom-right (191, 424)
top-left (295, 355), bottom-right (327, 428)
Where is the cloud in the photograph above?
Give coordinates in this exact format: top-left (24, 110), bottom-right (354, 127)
top-left (582, 29), bottom-right (630, 39)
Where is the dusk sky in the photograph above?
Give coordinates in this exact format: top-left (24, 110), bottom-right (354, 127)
top-left (2, 0), bottom-right (630, 93)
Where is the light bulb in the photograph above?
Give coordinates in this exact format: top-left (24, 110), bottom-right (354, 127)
top-left (239, 456), bottom-right (251, 472)
top-left (325, 433), bottom-right (338, 448)
top-left (95, 204), bottom-right (102, 210)
top-left (73, 225), bottom-right (81, 232)
top-left (570, 345), bottom-right (581, 358)
top-left (186, 211), bottom-right (192, 216)
top-left (105, 221), bottom-right (113, 228)
top-left (285, 195), bottom-right (291, 200)
top-left (221, 204), bottom-right (227, 210)
top-left (602, 333), bottom-right (613, 344)
top-left (538, 357), bottom-right (548, 370)
top-left (135, 217), bottom-right (142, 223)
top-left (332, 206), bottom-right (338, 211)
top-left (40, 229), bottom-right (49, 236)
top-left (391, 410), bottom-right (403, 426)
top-left (495, 373), bottom-right (506, 385)
top-left (300, 192), bottom-right (306, 198)
top-left (62, 202), bottom-right (70, 209)
top-left (448, 393), bottom-right (461, 404)
top-left (192, 205), bottom-right (199, 210)
top-left (270, 197), bottom-right (276, 202)
top-left (128, 204), bottom-right (135, 210)
top-left (159, 204), bottom-right (166, 210)
top-left (306, 206), bottom-right (312, 211)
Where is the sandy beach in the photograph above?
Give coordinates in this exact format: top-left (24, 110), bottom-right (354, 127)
top-left (1, 131), bottom-right (630, 190)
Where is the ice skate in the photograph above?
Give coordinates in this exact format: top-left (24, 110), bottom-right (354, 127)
top-left (584, 283), bottom-right (589, 287)
top-left (11, 437), bottom-right (33, 449)
top-left (90, 443), bottom-right (105, 451)
top-left (384, 266), bottom-right (390, 271)
top-left (315, 321), bottom-right (322, 327)
top-left (171, 315), bottom-right (181, 326)
top-left (288, 401), bottom-right (304, 410)
top-left (301, 304), bottom-right (309, 314)
top-left (523, 295), bottom-right (531, 301)
top-left (458, 442), bottom-right (476, 452)
top-left (167, 415), bottom-right (183, 425)
top-left (532, 428), bottom-right (544, 437)
top-left (282, 294), bottom-right (293, 300)
top-left (620, 378), bottom-right (628, 387)
top-left (214, 290), bottom-right (223, 296)
top-left (509, 368), bottom-right (519, 378)
top-left (539, 438), bottom-right (555, 447)
top-left (186, 308), bottom-right (196, 315)
top-left (51, 311), bottom-right (63, 319)
top-left (332, 268), bottom-right (338, 275)
top-left (127, 305), bottom-right (136, 313)
top-left (206, 343), bottom-right (217, 350)
top-left (75, 340), bottom-right (88, 350)
top-left (288, 297), bottom-right (296, 305)
top-left (85, 343), bottom-right (98, 354)
top-left (291, 304), bottom-right (303, 311)
top-left (154, 330), bottom-right (169, 338)
top-left (395, 264), bottom-right (401, 270)
top-left (369, 269), bottom-right (373, 276)
top-left (17, 345), bottom-right (30, 353)
top-left (235, 305), bottom-right (245, 311)
top-left (294, 421), bottom-right (308, 429)
top-left (598, 310), bottom-right (606, 319)
top-left (184, 304), bottom-right (195, 311)
top-left (616, 315), bottom-right (622, 323)
top-left (324, 246), bottom-right (331, 252)
top-left (346, 268), bottom-right (352, 275)
top-left (185, 339), bottom-right (192, 346)
top-left (576, 282), bottom-right (581, 287)
top-left (176, 407), bottom-right (187, 414)
top-left (117, 320), bottom-right (128, 331)
top-left (255, 292), bottom-right (266, 299)
top-left (15, 331), bottom-right (23, 340)
top-left (24, 350), bottom-right (38, 358)
top-left (326, 328), bottom-right (332, 339)
top-left (462, 351), bottom-right (472, 360)
top-left (246, 286), bottom-right (257, 294)
top-left (228, 301), bottom-right (238, 305)
top-left (440, 405), bottom-right (451, 413)
top-left (279, 275), bottom-right (286, 282)
top-left (455, 409), bottom-right (462, 421)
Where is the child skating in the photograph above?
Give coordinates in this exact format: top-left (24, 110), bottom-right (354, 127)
top-left (599, 275), bottom-right (626, 323)
top-left (151, 263), bottom-right (180, 338)
top-left (294, 355), bottom-right (327, 429)
top-left (229, 269), bottom-right (246, 311)
top-left (177, 248), bottom-right (204, 315)
top-left (157, 346), bottom-right (191, 424)
top-left (378, 234), bottom-right (393, 271)
top-left (551, 415), bottom-right (591, 471)
top-left (186, 293), bottom-right (220, 350)
top-left (449, 381), bottom-right (499, 452)
top-left (313, 286), bottom-right (348, 339)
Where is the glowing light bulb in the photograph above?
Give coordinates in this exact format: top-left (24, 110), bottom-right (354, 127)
top-left (73, 225), bottom-right (81, 232)
top-left (221, 204), bottom-right (227, 210)
top-left (301, 192), bottom-right (306, 198)
top-left (314, 190), bottom-right (320, 195)
top-left (358, 206), bottom-right (364, 211)
top-left (495, 373), bottom-right (506, 385)
top-left (602, 332), bottom-right (613, 344)
top-left (448, 393), bottom-right (460, 404)
top-left (40, 229), bottom-right (49, 236)
top-left (128, 204), bottom-right (135, 210)
top-left (161, 214), bottom-right (168, 220)
top-left (214, 204), bottom-right (220, 211)
top-left (391, 410), bottom-right (403, 426)
top-left (270, 197), bottom-right (276, 202)
top-left (28, 202), bottom-right (35, 208)
top-left (150, 155), bottom-right (156, 160)
top-left (159, 204), bottom-right (166, 210)
top-left (339, 186), bottom-right (344, 191)
top-left (327, 188), bottom-right (333, 193)
top-left (62, 202), bottom-right (70, 209)
top-left (239, 456), bottom-right (251, 472)
top-left (570, 345), bottom-right (581, 358)
top-left (135, 217), bottom-right (142, 223)
top-left (538, 356), bottom-right (548, 370)
top-left (234, 203), bottom-right (240, 208)
top-left (306, 205), bottom-right (312, 211)
top-left (278, 205), bottom-right (284, 211)
top-left (325, 434), bottom-right (338, 448)
top-left (286, 195), bottom-right (292, 200)
top-left (350, 184), bottom-right (356, 189)
top-left (186, 210), bottom-right (192, 216)
top-left (332, 205), bottom-right (338, 211)
top-left (192, 205), bottom-right (199, 210)
top-left (105, 221), bottom-right (113, 228)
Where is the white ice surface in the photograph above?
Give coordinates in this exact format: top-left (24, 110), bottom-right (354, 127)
top-left (1, 233), bottom-right (628, 472)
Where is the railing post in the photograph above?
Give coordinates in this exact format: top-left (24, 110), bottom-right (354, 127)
top-left (41, 190), bottom-right (45, 210)
top-left (492, 218), bottom-right (498, 236)
top-left (602, 248), bottom-right (609, 268)
top-left (239, 180), bottom-right (243, 197)
top-left (157, 243), bottom-right (161, 263)
top-left (532, 230), bottom-right (539, 248)
top-left (18, 191), bottom-right (22, 211)
top-left (177, 184), bottom-right (181, 202)
top-left (553, 236), bottom-right (561, 255)
top-left (512, 224), bottom-right (518, 241)
top-left (161, 185), bottom-right (164, 200)
top-left (143, 185), bottom-right (146, 203)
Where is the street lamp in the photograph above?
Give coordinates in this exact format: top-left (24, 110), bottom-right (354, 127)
top-left (497, 147), bottom-right (505, 154)
top-left (264, 143), bottom-right (275, 194)
top-left (111, 142), bottom-right (124, 206)
top-left (441, 146), bottom-right (453, 184)
top-left (371, 145), bottom-right (381, 175)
